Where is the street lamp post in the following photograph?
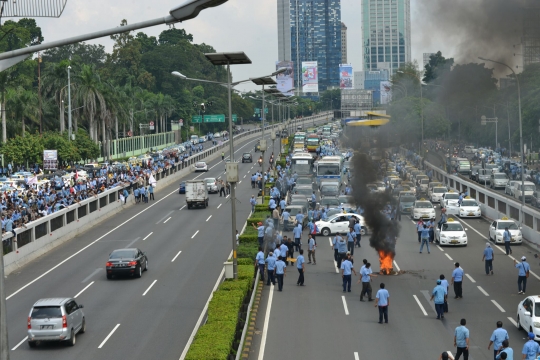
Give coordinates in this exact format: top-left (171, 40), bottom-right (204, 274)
top-left (67, 66), bottom-right (72, 141)
top-left (478, 57), bottom-right (525, 215)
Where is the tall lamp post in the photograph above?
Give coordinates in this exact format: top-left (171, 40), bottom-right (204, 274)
top-left (478, 56), bottom-right (525, 213)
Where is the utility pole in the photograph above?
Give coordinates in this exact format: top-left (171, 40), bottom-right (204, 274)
top-left (67, 65), bottom-right (72, 141)
top-left (0, 243), bottom-right (9, 360)
top-left (38, 53), bottom-right (42, 134)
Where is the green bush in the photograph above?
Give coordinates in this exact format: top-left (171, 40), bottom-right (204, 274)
top-left (247, 217), bottom-right (265, 227)
top-left (243, 226), bottom-right (258, 236)
top-left (239, 234), bottom-right (258, 244)
top-left (185, 322), bottom-right (235, 360)
top-left (238, 264), bottom-right (255, 281)
top-left (238, 242), bottom-right (259, 259)
top-left (254, 204), bottom-right (269, 212)
top-left (237, 258), bottom-right (254, 266)
top-left (251, 211), bottom-right (270, 219)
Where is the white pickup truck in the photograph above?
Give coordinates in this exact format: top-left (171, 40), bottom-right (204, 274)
top-left (185, 180), bottom-right (209, 209)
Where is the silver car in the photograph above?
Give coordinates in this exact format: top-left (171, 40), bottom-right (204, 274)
top-left (490, 173), bottom-right (509, 189)
top-left (27, 298), bottom-right (85, 347)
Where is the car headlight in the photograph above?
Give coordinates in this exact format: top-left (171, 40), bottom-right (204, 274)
top-left (441, 234), bottom-right (447, 238)
top-left (534, 322), bottom-right (540, 328)
top-left (460, 209), bottom-right (465, 212)
top-left (518, 231), bottom-right (522, 236)
top-left (462, 234), bottom-right (467, 238)
top-left (497, 232), bottom-right (503, 236)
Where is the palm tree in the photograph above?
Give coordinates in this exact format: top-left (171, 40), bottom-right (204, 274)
top-left (42, 61), bottom-right (70, 133)
top-left (74, 64), bottom-right (107, 142)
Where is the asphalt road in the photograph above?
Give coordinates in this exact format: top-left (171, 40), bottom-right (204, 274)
top-left (5, 129), bottom-right (273, 359)
top-left (251, 200), bottom-right (540, 359)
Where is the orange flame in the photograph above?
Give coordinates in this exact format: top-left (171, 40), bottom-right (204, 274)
top-left (379, 250), bottom-right (394, 275)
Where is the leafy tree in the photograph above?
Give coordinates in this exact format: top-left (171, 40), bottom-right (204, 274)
top-left (74, 129), bottom-right (100, 161)
top-left (158, 28), bottom-right (193, 45)
top-left (423, 51), bottom-right (454, 83)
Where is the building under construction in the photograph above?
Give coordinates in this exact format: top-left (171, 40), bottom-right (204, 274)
top-left (523, 0), bottom-right (540, 67)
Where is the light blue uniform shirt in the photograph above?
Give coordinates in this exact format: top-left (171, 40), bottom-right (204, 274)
top-left (347, 232), bottom-right (355, 243)
top-left (484, 247), bottom-right (494, 260)
top-left (282, 211), bottom-right (290, 221)
top-left (293, 226), bottom-right (302, 239)
top-left (279, 199), bottom-right (286, 209)
top-left (516, 261), bottom-right (530, 276)
top-left (256, 251), bottom-right (265, 265)
top-left (337, 238), bottom-right (347, 253)
top-left (280, 244), bottom-right (288, 258)
top-left (452, 267), bottom-right (464, 282)
top-left (341, 260), bottom-right (353, 275)
top-left (421, 228), bottom-right (430, 239)
top-left (496, 347), bottom-right (513, 360)
top-left (354, 223), bottom-right (361, 235)
top-left (490, 328), bottom-right (509, 351)
top-left (376, 289), bottom-right (389, 306)
top-left (360, 267), bottom-right (372, 282)
top-left (275, 260), bottom-right (286, 274)
top-left (503, 230), bottom-right (511, 242)
top-left (308, 238), bottom-right (315, 250)
top-left (522, 340), bottom-right (539, 359)
top-left (257, 226), bottom-right (265, 237)
top-left (432, 285), bottom-right (446, 304)
top-left (454, 326), bottom-right (469, 348)
top-left (295, 213), bottom-right (304, 223)
top-left (296, 255), bottom-right (305, 269)
top-left (266, 256), bottom-right (276, 270)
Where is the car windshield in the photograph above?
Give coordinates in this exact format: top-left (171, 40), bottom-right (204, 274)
top-left (444, 194), bottom-right (459, 199)
top-left (321, 198), bottom-right (340, 206)
top-left (196, 162), bottom-right (205, 166)
top-left (401, 196), bottom-right (416, 202)
top-left (461, 200), bottom-right (478, 207)
top-left (420, 179), bottom-right (429, 184)
top-left (204, 179), bottom-right (215, 184)
top-left (415, 202), bottom-right (432, 208)
top-left (434, 188), bottom-right (447, 193)
top-left (497, 222), bottom-right (518, 230)
top-left (296, 178), bottom-right (312, 185)
top-left (321, 185), bottom-right (339, 193)
top-left (442, 223), bottom-right (463, 231)
top-left (286, 208), bottom-right (301, 216)
top-left (295, 188), bottom-right (312, 196)
top-left (494, 174), bottom-right (507, 179)
top-left (523, 185), bottom-right (535, 191)
top-left (318, 165), bottom-right (340, 175)
top-left (110, 250), bottom-right (137, 259)
top-left (31, 306), bottom-right (62, 319)
top-left (243, 154), bottom-right (250, 157)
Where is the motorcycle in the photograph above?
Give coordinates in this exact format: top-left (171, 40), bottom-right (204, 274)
top-left (258, 158), bottom-right (263, 167)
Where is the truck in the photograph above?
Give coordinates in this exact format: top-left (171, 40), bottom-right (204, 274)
top-left (185, 180), bottom-right (209, 209)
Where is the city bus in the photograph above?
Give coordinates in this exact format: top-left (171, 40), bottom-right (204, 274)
top-left (291, 152), bottom-right (314, 176)
top-left (306, 134), bottom-right (320, 153)
top-left (315, 157), bottom-right (342, 185)
top-left (322, 126), bottom-right (332, 137)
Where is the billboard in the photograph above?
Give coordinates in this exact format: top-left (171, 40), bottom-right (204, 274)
top-left (276, 61), bottom-right (294, 96)
top-left (43, 150), bottom-right (58, 170)
top-left (380, 81), bottom-right (392, 105)
top-left (301, 61), bottom-right (318, 93)
top-left (339, 64), bottom-right (353, 89)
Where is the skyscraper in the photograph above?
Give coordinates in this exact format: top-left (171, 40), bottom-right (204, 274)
top-left (523, 0), bottom-right (540, 68)
top-left (277, 0), bottom-right (342, 92)
top-left (361, 0), bottom-right (411, 74)
top-left (341, 22), bottom-right (348, 64)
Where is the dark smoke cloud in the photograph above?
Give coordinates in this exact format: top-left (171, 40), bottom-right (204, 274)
top-left (344, 129), bottom-right (400, 257)
top-left (418, 0), bottom-right (527, 71)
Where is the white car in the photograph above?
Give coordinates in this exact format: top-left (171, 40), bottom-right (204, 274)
top-left (315, 213), bottom-right (367, 236)
top-left (374, 181), bottom-right (386, 193)
top-left (213, 132), bottom-right (222, 138)
top-left (488, 218), bottom-right (522, 244)
top-left (435, 219), bottom-right (468, 246)
top-left (194, 161), bottom-right (208, 172)
top-left (516, 296), bottom-right (540, 339)
top-left (440, 192), bottom-right (460, 208)
top-left (457, 198), bottom-right (481, 218)
top-left (411, 200), bottom-right (436, 220)
top-left (203, 178), bottom-right (218, 193)
top-left (430, 186), bottom-right (448, 203)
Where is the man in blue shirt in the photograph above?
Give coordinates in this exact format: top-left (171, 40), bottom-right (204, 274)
top-left (483, 242), bottom-right (495, 275)
top-left (522, 332), bottom-right (539, 359)
top-left (495, 339), bottom-right (512, 360)
top-left (488, 321), bottom-right (509, 360)
top-left (310, 192), bottom-right (316, 209)
top-left (358, 262), bottom-right (376, 301)
top-left (134, 188), bottom-right (140, 204)
top-left (374, 283), bottom-right (390, 324)
top-left (307, 234), bottom-right (316, 265)
top-left (503, 227), bottom-right (512, 255)
top-left (341, 256), bottom-right (356, 292)
top-left (419, 224), bottom-right (430, 254)
top-left (454, 318), bottom-right (470, 360)
top-left (296, 249), bottom-right (305, 286)
top-left (430, 279), bottom-right (447, 320)
top-left (347, 228), bottom-right (356, 255)
top-left (336, 233), bottom-right (348, 269)
top-left (255, 247), bottom-right (265, 282)
top-left (354, 222), bottom-right (361, 248)
top-left (253, 222), bottom-right (265, 248)
top-left (452, 262), bottom-right (464, 299)
top-left (275, 256), bottom-right (286, 291)
top-left (279, 198), bottom-right (286, 213)
top-left (265, 252), bottom-right (276, 286)
top-left (514, 257), bottom-right (530, 294)
top-left (292, 223), bottom-right (302, 252)
top-left (250, 195), bottom-right (257, 213)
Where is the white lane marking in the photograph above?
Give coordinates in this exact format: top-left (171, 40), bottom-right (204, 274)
top-left (7, 186), bottom-right (181, 300)
top-left (509, 255), bottom-right (517, 261)
top-left (142, 280), bottom-right (158, 296)
top-left (172, 250), bottom-right (182, 262)
top-left (507, 317), bottom-right (518, 327)
top-left (413, 295), bottom-right (428, 316)
top-left (11, 336), bottom-right (28, 350)
top-left (257, 284), bottom-right (275, 360)
top-left (494, 245), bottom-right (506, 254)
top-left (164, 217), bottom-right (172, 224)
top-left (477, 286), bottom-right (489, 296)
top-left (226, 194), bottom-right (230, 199)
top-left (143, 232), bottom-right (153, 241)
top-left (206, 215), bottom-right (212, 222)
top-left (191, 230), bottom-right (199, 239)
top-left (465, 274), bottom-right (476, 283)
top-left (436, 245), bottom-right (444, 252)
top-left (125, 237), bottom-right (141, 248)
top-left (244, 175), bottom-right (246, 178)
top-left (341, 296), bottom-right (349, 315)
top-left (98, 324), bottom-right (121, 348)
top-left (156, 210), bottom-right (174, 224)
top-left (328, 237), bottom-right (339, 273)
top-left (74, 281), bottom-right (95, 299)
top-left (238, 181), bottom-right (242, 184)
top-left (456, 218), bottom-right (487, 239)
top-left (530, 270), bottom-right (540, 281)
top-left (491, 300), bottom-right (506, 313)
top-left (354, 352), bottom-right (360, 360)
top-left (179, 205), bottom-right (186, 210)
top-left (445, 253), bottom-right (453, 261)
top-left (393, 260), bottom-right (401, 272)
top-left (82, 268), bottom-right (102, 283)
top-left (217, 204), bottom-right (222, 209)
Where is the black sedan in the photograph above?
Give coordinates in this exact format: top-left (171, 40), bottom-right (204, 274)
top-left (242, 153), bottom-right (252, 163)
top-left (106, 248), bottom-right (148, 279)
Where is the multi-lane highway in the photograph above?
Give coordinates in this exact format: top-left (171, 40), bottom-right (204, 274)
top-left (250, 199), bottom-right (539, 359)
top-left (5, 129), bottom-right (269, 359)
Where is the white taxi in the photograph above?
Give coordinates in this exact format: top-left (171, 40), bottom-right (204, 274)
top-left (516, 296), bottom-right (540, 339)
top-left (488, 217), bottom-right (522, 244)
top-left (315, 213), bottom-right (366, 236)
top-left (411, 199), bottom-right (436, 220)
top-left (435, 218), bottom-right (468, 246)
top-left (440, 191), bottom-right (460, 208)
top-left (194, 161), bottom-right (208, 172)
top-left (457, 198), bottom-right (481, 218)
top-left (430, 186), bottom-right (448, 203)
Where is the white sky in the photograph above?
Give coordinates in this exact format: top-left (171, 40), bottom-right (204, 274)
top-left (30, 0), bottom-right (447, 92)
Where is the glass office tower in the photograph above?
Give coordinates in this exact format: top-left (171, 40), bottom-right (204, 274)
top-left (362, 0), bottom-right (411, 74)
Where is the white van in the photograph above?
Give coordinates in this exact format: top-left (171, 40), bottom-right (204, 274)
top-left (513, 181), bottom-right (536, 203)
top-left (190, 135), bottom-right (199, 145)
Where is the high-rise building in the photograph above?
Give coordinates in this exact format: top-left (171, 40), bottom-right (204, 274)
top-left (353, 70), bottom-right (389, 104)
top-left (341, 22), bottom-right (348, 64)
top-left (423, 53), bottom-right (435, 67)
top-left (523, 1), bottom-right (540, 68)
top-left (277, 0), bottom-right (342, 92)
top-left (361, 0), bottom-right (411, 74)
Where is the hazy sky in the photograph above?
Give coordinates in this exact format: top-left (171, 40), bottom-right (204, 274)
top-left (28, 0), bottom-right (450, 92)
